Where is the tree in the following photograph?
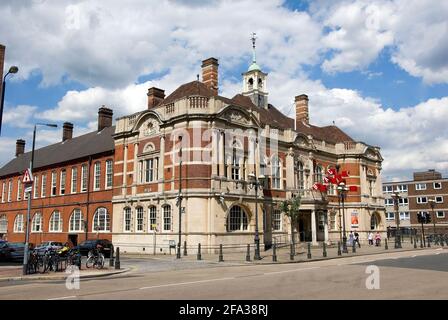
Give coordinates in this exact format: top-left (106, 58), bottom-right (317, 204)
top-left (280, 195), bottom-right (302, 245)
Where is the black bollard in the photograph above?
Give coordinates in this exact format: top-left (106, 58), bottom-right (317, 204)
top-left (420, 235), bottom-right (424, 248)
top-left (427, 237), bottom-right (431, 248)
top-left (337, 241), bottom-right (342, 256)
top-left (197, 243), bottom-right (202, 260)
top-left (414, 236), bottom-right (417, 249)
top-left (434, 235), bottom-right (439, 246)
top-left (114, 247), bottom-right (120, 270)
top-left (183, 240), bottom-right (187, 256)
top-left (272, 243), bottom-right (277, 262)
top-left (218, 244), bottom-right (224, 262)
top-left (307, 242), bottom-right (312, 259)
top-left (410, 234), bottom-right (413, 244)
top-left (323, 242), bottom-right (327, 258)
top-left (290, 243), bottom-right (294, 261)
top-left (246, 244), bottom-right (251, 262)
top-left (109, 244), bottom-right (115, 267)
top-left (441, 236), bottom-right (445, 247)
top-left (385, 238), bottom-right (388, 250)
top-left (352, 241), bottom-right (356, 253)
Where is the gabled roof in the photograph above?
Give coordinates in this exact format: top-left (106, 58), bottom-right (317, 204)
top-left (162, 81), bottom-right (215, 105)
top-left (296, 121), bottom-right (354, 144)
top-left (0, 126), bottom-right (115, 178)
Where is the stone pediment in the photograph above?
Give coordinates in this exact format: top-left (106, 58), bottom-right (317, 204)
top-left (139, 117), bottom-right (160, 137)
top-left (224, 110), bottom-right (250, 125)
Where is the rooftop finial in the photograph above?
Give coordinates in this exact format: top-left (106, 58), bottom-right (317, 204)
top-left (251, 32), bottom-right (257, 63)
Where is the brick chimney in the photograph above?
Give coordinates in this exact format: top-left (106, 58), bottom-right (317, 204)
top-left (201, 57), bottom-right (219, 95)
top-left (62, 122), bottom-right (73, 142)
top-left (98, 106), bottom-right (113, 131)
top-left (15, 139), bottom-right (25, 157)
top-left (295, 94), bottom-right (309, 126)
top-left (147, 87), bottom-right (165, 109)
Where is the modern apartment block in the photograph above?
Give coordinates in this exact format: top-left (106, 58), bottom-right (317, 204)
top-left (383, 169), bottom-right (448, 233)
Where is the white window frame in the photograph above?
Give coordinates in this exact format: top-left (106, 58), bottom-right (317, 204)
top-left (435, 196), bottom-right (443, 203)
top-left (416, 197), bottom-right (428, 204)
top-left (415, 183), bottom-right (426, 191)
top-left (81, 164), bottom-right (88, 192)
top-left (17, 180), bottom-right (22, 201)
top-left (0, 214), bottom-right (7, 233)
top-left (105, 160), bottom-right (113, 189)
top-left (227, 205), bottom-right (248, 232)
top-left (272, 156), bottom-right (282, 189)
top-left (31, 213), bottom-right (43, 233)
top-left (136, 207), bottom-right (144, 232)
top-left (69, 209), bottom-right (83, 232)
top-left (1, 182), bottom-right (5, 203)
top-left (296, 161), bottom-right (304, 191)
top-left (41, 174), bottom-right (47, 198)
top-left (60, 169), bottom-right (66, 195)
top-left (92, 207), bottom-right (110, 232)
top-left (383, 185), bottom-right (393, 193)
top-left (49, 211), bottom-right (62, 232)
top-left (140, 158), bottom-right (158, 183)
top-left (51, 171), bottom-right (57, 196)
top-left (33, 175), bottom-right (39, 199)
top-left (93, 162), bottom-right (101, 191)
top-left (436, 211), bottom-right (445, 219)
top-left (386, 212), bottom-right (395, 221)
top-left (397, 185), bottom-right (408, 192)
top-left (399, 198), bottom-right (408, 206)
top-left (163, 205), bottom-right (172, 231)
top-left (385, 198), bottom-right (394, 206)
top-left (149, 206), bottom-right (157, 231)
top-left (124, 207), bottom-right (132, 232)
top-left (14, 214), bottom-right (24, 233)
top-left (399, 212), bottom-right (410, 220)
top-left (71, 167), bottom-right (78, 194)
top-left (7, 179), bottom-right (12, 202)
top-left (433, 182), bottom-right (442, 190)
top-left (272, 209), bottom-right (282, 231)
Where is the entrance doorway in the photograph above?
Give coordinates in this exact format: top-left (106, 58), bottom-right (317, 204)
top-left (68, 234), bottom-right (78, 247)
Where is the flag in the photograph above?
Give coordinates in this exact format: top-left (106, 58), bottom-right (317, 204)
top-left (312, 183), bottom-right (319, 190)
top-left (341, 170), bottom-right (349, 178)
top-left (323, 176), bottom-right (330, 184)
top-left (327, 168), bottom-right (336, 176)
top-left (349, 186), bottom-right (358, 192)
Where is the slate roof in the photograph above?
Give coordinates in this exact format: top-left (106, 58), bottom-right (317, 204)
top-left (0, 126), bottom-right (115, 178)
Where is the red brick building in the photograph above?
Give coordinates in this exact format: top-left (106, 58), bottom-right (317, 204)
top-left (0, 108), bottom-right (115, 246)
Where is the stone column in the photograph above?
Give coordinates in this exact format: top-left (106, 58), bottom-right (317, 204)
top-left (122, 142), bottom-right (128, 196)
top-left (132, 142), bottom-right (138, 196)
top-left (311, 210), bottom-right (317, 245)
top-left (211, 127), bottom-right (218, 176)
top-left (285, 149), bottom-right (294, 189)
top-left (158, 134), bottom-right (165, 192)
top-left (218, 130), bottom-right (225, 177)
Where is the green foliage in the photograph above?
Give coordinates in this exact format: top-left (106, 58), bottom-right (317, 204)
top-left (280, 195), bottom-right (302, 223)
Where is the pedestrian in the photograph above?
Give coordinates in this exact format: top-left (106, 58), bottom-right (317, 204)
top-left (348, 231), bottom-right (354, 247)
top-left (354, 231), bottom-right (361, 248)
top-left (368, 232), bottom-right (374, 246)
top-left (375, 232), bottom-right (381, 246)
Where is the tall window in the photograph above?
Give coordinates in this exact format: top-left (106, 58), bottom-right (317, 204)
top-left (124, 207), bottom-right (132, 232)
top-left (163, 205), bottom-right (171, 231)
top-left (7, 179), bottom-right (12, 202)
top-left (60, 169), bottom-right (66, 195)
top-left (227, 205), bottom-right (248, 231)
top-left (231, 147), bottom-right (240, 180)
top-left (149, 206), bottom-right (157, 231)
top-left (71, 167), bottom-right (78, 194)
top-left (0, 215), bottom-right (7, 233)
top-left (17, 180), bottom-right (22, 201)
top-left (272, 156), bottom-right (281, 189)
top-left (33, 175), bottom-right (39, 199)
top-left (1, 182), bottom-right (5, 203)
top-left (41, 174), bottom-right (47, 197)
top-left (51, 171), bottom-right (57, 196)
top-left (49, 211), bottom-right (62, 232)
top-left (295, 161), bottom-right (304, 190)
top-left (330, 211), bottom-right (337, 230)
top-left (81, 164), bottom-right (88, 192)
top-left (272, 209), bottom-right (282, 231)
top-left (140, 158), bottom-right (158, 183)
top-left (94, 162), bottom-right (101, 190)
top-left (136, 207), bottom-right (144, 232)
top-left (314, 165), bottom-right (323, 184)
top-left (32, 213), bottom-right (43, 232)
top-left (69, 209), bottom-right (83, 232)
top-left (415, 183), bottom-right (426, 191)
top-left (92, 207), bottom-right (110, 232)
top-left (370, 213), bottom-right (379, 230)
top-left (105, 160), bottom-right (113, 189)
top-left (14, 214), bottom-right (24, 233)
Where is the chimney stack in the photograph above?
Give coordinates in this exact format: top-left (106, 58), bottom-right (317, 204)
top-left (295, 94), bottom-right (309, 126)
top-left (98, 106), bottom-right (113, 131)
top-left (62, 122), bottom-right (73, 142)
top-left (147, 87), bottom-right (165, 109)
top-left (15, 139), bottom-right (25, 157)
top-left (201, 57), bottom-right (219, 95)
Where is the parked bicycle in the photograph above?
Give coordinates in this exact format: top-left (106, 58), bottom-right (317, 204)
top-left (86, 244), bottom-right (104, 269)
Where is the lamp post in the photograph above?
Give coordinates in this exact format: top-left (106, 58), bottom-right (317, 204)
top-left (0, 66), bottom-right (19, 135)
top-left (23, 123), bottom-right (58, 275)
top-left (428, 198), bottom-right (436, 235)
top-left (248, 172), bottom-right (265, 260)
top-left (176, 136), bottom-right (183, 259)
top-left (391, 189), bottom-right (402, 249)
top-left (337, 182), bottom-right (349, 253)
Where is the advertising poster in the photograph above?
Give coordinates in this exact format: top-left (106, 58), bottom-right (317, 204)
top-left (351, 210), bottom-right (359, 228)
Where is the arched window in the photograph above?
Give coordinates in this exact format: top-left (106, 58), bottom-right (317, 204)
top-left (370, 213), bottom-right (380, 230)
top-left (69, 209), bottom-right (83, 232)
top-left (136, 207), bottom-right (144, 232)
top-left (0, 214), bottom-right (7, 233)
top-left (32, 213), bottom-right (43, 232)
top-left (272, 209), bottom-right (282, 231)
top-left (92, 207), bottom-right (110, 232)
top-left (149, 206), bottom-right (157, 231)
top-left (124, 207), bottom-right (132, 232)
top-left (295, 161), bottom-right (304, 190)
top-left (248, 78), bottom-right (254, 89)
top-left (163, 205), bottom-right (171, 231)
top-left (14, 214), bottom-right (24, 233)
top-left (272, 156), bottom-right (281, 189)
top-left (49, 210), bottom-right (62, 232)
top-left (314, 164), bottom-right (323, 183)
top-left (227, 205), bottom-right (248, 232)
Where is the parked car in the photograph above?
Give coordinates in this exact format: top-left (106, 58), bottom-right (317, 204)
top-left (0, 242), bottom-right (34, 262)
top-left (74, 239), bottom-right (113, 258)
top-left (35, 241), bottom-right (64, 253)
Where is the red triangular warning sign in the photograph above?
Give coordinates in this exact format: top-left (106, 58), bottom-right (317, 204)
top-left (22, 169), bottom-right (33, 184)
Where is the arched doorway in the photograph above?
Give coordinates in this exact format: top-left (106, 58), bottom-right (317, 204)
top-left (370, 212), bottom-right (381, 230)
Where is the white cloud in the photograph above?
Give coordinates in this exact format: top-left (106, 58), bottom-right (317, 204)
top-left (3, 105), bottom-right (37, 129)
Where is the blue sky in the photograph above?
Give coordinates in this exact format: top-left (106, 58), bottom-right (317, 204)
top-left (1, 0), bottom-right (447, 181)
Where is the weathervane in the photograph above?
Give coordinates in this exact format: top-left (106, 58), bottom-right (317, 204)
top-left (251, 32), bottom-right (257, 63)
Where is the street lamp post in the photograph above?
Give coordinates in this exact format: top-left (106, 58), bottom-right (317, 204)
top-left (248, 172), bottom-right (265, 260)
top-left (22, 123), bottom-right (58, 275)
top-left (391, 189), bottom-right (402, 249)
top-left (176, 136), bottom-right (183, 259)
top-left (0, 66), bottom-right (19, 135)
top-left (428, 199), bottom-right (436, 235)
top-left (337, 182), bottom-right (349, 253)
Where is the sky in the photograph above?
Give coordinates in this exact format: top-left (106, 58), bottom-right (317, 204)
top-left (0, 0), bottom-right (447, 182)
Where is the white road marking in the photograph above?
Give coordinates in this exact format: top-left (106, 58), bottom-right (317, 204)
top-left (436, 252), bottom-right (441, 255)
top-left (139, 277), bottom-right (234, 290)
top-left (264, 267), bottom-right (320, 275)
top-left (412, 255), bottom-right (417, 258)
top-left (48, 295), bottom-right (76, 300)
